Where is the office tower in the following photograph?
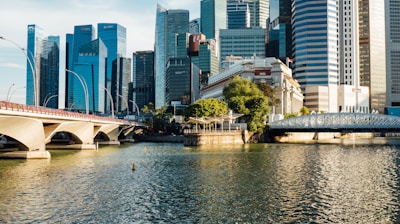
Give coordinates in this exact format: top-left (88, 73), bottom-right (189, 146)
top-left (292, 0), bottom-right (339, 112)
top-left (26, 24), bottom-right (60, 108)
top-left (132, 51), bottom-right (155, 112)
top-left (219, 28), bottom-right (266, 61)
top-left (245, 0), bottom-right (269, 28)
top-left (358, 0), bottom-right (386, 113)
top-left (267, 0), bottom-right (292, 62)
top-left (154, 4), bottom-right (189, 108)
top-left (189, 18), bottom-right (201, 34)
top-left (65, 25), bottom-right (95, 109)
top-left (337, 0), bottom-right (369, 113)
top-left (72, 39), bottom-right (107, 114)
top-left (165, 58), bottom-right (191, 105)
top-left (227, 0), bottom-right (250, 29)
top-left (386, 0), bottom-right (400, 111)
top-left (98, 23), bottom-right (127, 114)
top-left (112, 57), bottom-right (131, 115)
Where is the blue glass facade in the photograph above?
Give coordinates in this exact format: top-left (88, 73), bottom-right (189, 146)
top-left (227, 0), bottom-right (250, 29)
top-left (73, 39), bottom-right (107, 114)
top-left (98, 23), bottom-right (127, 113)
top-left (26, 24), bottom-right (60, 108)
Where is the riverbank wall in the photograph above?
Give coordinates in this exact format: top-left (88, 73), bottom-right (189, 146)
top-left (183, 130), bottom-right (248, 146)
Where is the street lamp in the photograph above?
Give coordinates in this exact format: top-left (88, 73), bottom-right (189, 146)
top-left (0, 36), bottom-right (38, 106)
top-left (129, 100), bottom-right (140, 117)
top-left (65, 69), bottom-right (89, 114)
top-left (102, 87), bottom-right (114, 118)
top-left (43, 94), bottom-right (58, 108)
top-left (117, 94), bottom-right (129, 117)
top-left (6, 83), bottom-right (15, 101)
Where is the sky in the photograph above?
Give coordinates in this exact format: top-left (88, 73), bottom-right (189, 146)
top-left (0, 0), bottom-right (200, 106)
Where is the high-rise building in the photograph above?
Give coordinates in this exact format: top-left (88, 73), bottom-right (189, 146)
top-left (358, 0), bottom-right (386, 113)
top-left (65, 25), bottom-right (95, 109)
top-left (189, 18), bottom-right (201, 34)
top-left (219, 28), bottom-right (266, 61)
top-left (267, 0), bottom-right (292, 62)
top-left (132, 51), bottom-right (155, 111)
top-left (98, 23), bottom-right (127, 114)
top-left (112, 57), bottom-right (131, 115)
top-left (245, 0), bottom-right (269, 28)
top-left (72, 39), bottom-right (107, 114)
top-left (165, 57), bottom-right (191, 105)
top-left (154, 4), bottom-right (189, 108)
top-left (386, 0), bottom-right (400, 110)
top-left (26, 24), bottom-right (60, 108)
top-left (292, 0), bottom-right (339, 112)
top-left (227, 0), bottom-right (250, 29)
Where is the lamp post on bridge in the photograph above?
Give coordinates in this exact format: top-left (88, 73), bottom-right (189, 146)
top-left (117, 94), bottom-right (129, 118)
top-left (0, 36), bottom-right (38, 106)
top-left (6, 83), bottom-right (15, 101)
top-left (129, 100), bottom-right (140, 117)
top-left (102, 87), bottom-right (114, 118)
top-left (43, 94), bottom-right (58, 108)
top-left (65, 69), bottom-right (89, 114)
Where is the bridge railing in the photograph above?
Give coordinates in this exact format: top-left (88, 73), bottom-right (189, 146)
top-left (0, 101), bottom-right (130, 125)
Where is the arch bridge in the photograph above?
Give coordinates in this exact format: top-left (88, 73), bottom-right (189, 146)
top-left (0, 101), bottom-right (141, 159)
top-left (269, 113), bottom-right (400, 133)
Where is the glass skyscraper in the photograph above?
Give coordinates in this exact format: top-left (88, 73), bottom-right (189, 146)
top-left (154, 4), bottom-right (189, 108)
top-left (26, 24), bottom-right (60, 108)
top-left (132, 51), bottom-right (155, 111)
top-left (227, 0), bottom-right (250, 29)
top-left (386, 0), bottom-right (400, 109)
top-left (65, 25), bottom-right (95, 109)
top-left (292, 0), bottom-right (339, 112)
top-left (73, 39), bottom-right (107, 114)
top-left (98, 23), bottom-right (127, 114)
top-left (245, 0), bottom-right (269, 28)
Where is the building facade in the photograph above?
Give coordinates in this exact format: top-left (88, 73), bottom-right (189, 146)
top-left (227, 0), bottom-right (250, 29)
top-left (132, 51), bottom-right (155, 112)
top-left (154, 4), bottom-right (189, 108)
top-left (112, 57), bottom-right (131, 115)
top-left (26, 24), bottom-right (60, 108)
top-left (245, 0), bottom-right (269, 28)
top-left (386, 0), bottom-right (400, 110)
top-left (291, 0), bottom-right (339, 112)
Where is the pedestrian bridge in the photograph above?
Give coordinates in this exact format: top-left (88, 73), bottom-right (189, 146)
top-left (0, 101), bottom-right (140, 159)
top-left (269, 113), bottom-right (400, 133)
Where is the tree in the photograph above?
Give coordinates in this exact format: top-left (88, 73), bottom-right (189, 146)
top-left (184, 98), bottom-right (228, 119)
top-left (223, 75), bottom-right (270, 133)
top-left (256, 82), bottom-right (281, 107)
top-left (300, 106), bottom-right (310, 115)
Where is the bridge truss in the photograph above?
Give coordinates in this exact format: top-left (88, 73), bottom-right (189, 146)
top-left (269, 113), bottom-right (400, 132)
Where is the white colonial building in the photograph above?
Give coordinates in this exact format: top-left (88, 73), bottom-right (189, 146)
top-left (201, 56), bottom-right (303, 119)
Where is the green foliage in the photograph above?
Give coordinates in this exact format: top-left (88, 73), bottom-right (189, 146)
top-left (284, 112), bottom-right (298, 119)
top-left (142, 102), bottom-right (154, 114)
top-left (223, 75), bottom-right (270, 133)
top-left (256, 82), bottom-right (281, 106)
top-left (184, 98), bottom-right (228, 119)
top-left (300, 106), bottom-right (310, 115)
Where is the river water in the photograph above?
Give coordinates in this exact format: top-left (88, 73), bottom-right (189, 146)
top-left (0, 141), bottom-right (400, 223)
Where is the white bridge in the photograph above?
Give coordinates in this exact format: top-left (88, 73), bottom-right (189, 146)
top-left (0, 101), bottom-right (139, 159)
top-left (269, 113), bottom-right (400, 133)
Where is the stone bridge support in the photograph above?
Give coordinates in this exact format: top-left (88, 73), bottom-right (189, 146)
top-left (94, 124), bottom-right (120, 145)
top-left (44, 121), bottom-right (95, 149)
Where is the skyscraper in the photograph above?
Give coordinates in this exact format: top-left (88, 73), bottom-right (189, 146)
top-left (386, 0), bottom-right (400, 110)
top-left (292, 0), bottom-right (339, 112)
top-left (65, 25), bottom-right (95, 109)
top-left (245, 0), bottom-right (269, 28)
top-left (358, 0), bottom-right (386, 113)
top-left (132, 51), bottom-right (155, 111)
top-left (267, 0), bottom-right (292, 61)
top-left (154, 4), bottom-right (189, 108)
top-left (73, 39), bottom-right (107, 114)
top-left (98, 23), bottom-right (127, 114)
top-left (112, 57), bottom-right (131, 115)
top-left (227, 0), bottom-right (250, 29)
top-left (26, 24), bottom-right (60, 108)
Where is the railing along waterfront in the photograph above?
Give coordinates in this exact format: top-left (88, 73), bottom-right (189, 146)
top-left (184, 129), bottom-right (242, 134)
top-left (0, 101), bottom-right (130, 125)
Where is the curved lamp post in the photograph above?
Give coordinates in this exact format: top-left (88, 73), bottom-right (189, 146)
top-left (6, 83), bottom-right (15, 101)
top-left (117, 94), bottom-right (129, 117)
top-left (0, 36), bottom-right (38, 106)
top-left (65, 69), bottom-right (89, 114)
top-left (129, 100), bottom-right (140, 116)
top-left (102, 87), bottom-right (114, 118)
top-left (43, 94), bottom-right (58, 108)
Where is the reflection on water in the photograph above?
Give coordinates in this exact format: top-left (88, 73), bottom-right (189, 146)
top-left (0, 142), bottom-right (399, 223)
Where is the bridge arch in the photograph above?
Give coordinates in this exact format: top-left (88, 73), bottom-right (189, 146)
top-left (44, 122), bottom-right (94, 145)
top-left (0, 116), bottom-right (45, 151)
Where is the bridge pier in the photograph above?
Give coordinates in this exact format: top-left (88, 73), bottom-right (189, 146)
top-left (0, 150), bottom-right (50, 159)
